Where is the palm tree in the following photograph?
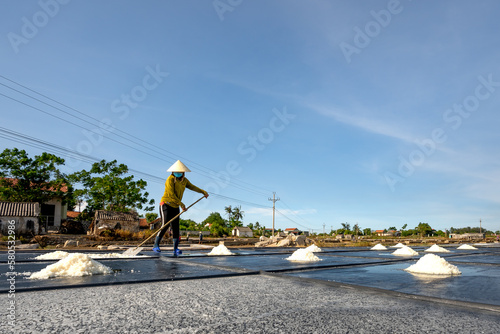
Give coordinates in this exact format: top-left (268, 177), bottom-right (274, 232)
top-left (232, 205), bottom-right (244, 222)
top-left (341, 222), bottom-right (350, 233)
top-left (224, 205), bottom-right (232, 221)
top-left (353, 223), bottom-right (360, 236)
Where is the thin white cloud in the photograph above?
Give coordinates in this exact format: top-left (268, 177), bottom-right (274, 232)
top-left (245, 207), bottom-right (317, 217)
top-left (305, 102), bottom-right (416, 143)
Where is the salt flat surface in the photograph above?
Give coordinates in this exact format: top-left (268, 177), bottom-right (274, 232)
top-left (405, 254), bottom-right (461, 275)
top-left (4, 275), bottom-right (499, 334)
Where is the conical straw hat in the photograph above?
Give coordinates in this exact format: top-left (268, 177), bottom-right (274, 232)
top-left (167, 160), bottom-right (191, 172)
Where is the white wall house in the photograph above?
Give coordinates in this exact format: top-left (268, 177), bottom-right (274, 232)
top-left (232, 226), bottom-right (253, 237)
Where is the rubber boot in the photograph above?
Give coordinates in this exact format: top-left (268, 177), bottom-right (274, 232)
top-left (152, 236), bottom-right (161, 253)
top-left (173, 238), bottom-right (182, 257)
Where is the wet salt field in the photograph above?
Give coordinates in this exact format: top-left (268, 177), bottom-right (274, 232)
top-left (2, 244), bottom-right (500, 308)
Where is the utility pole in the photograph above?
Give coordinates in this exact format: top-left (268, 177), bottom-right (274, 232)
top-left (268, 192), bottom-right (280, 237)
top-left (323, 223), bottom-right (325, 235)
top-left (480, 218), bottom-right (482, 234)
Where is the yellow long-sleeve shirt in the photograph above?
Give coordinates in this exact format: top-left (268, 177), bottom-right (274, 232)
top-left (160, 175), bottom-right (207, 209)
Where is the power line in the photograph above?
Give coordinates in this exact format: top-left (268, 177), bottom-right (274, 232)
top-left (0, 77), bottom-right (272, 196)
top-left (209, 193), bottom-right (271, 209)
top-left (275, 208), bottom-right (311, 230)
top-left (0, 126), bottom-right (165, 185)
top-left (0, 126), bottom-right (275, 210)
top-left (280, 200), bottom-right (314, 228)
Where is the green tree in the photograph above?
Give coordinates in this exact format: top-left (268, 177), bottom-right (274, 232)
top-left (203, 212), bottom-right (227, 237)
top-left (232, 205), bottom-right (244, 221)
top-left (180, 219), bottom-right (197, 231)
top-left (353, 223), bottom-right (360, 236)
top-left (224, 205), bottom-right (232, 221)
top-left (337, 222), bottom-right (351, 234)
top-left (363, 228), bottom-right (372, 236)
top-left (146, 212), bottom-right (158, 223)
top-left (71, 160), bottom-right (154, 215)
top-left (388, 226), bottom-right (396, 231)
top-left (416, 222), bottom-right (432, 237)
top-left (0, 148), bottom-right (74, 206)
top-left (401, 223), bottom-right (408, 231)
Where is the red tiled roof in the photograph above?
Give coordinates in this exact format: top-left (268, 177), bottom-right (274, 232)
top-left (139, 218), bottom-right (148, 227)
top-left (1, 178), bottom-right (68, 193)
top-left (67, 211), bottom-right (80, 219)
top-left (285, 228), bottom-right (298, 231)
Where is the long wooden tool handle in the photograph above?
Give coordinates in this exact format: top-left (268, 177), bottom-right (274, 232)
top-left (136, 196), bottom-right (206, 248)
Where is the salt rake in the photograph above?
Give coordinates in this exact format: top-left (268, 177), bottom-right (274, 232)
top-left (123, 196), bottom-right (206, 256)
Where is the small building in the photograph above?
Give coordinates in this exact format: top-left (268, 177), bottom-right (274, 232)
top-left (449, 233), bottom-right (485, 240)
top-left (1, 178), bottom-right (68, 232)
top-left (232, 226), bottom-right (253, 237)
top-left (374, 229), bottom-right (400, 237)
top-left (0, 202), bottom-right (41, 235)
top-left (139, 218), bottom-right (149, 230)
top-left (92, 210), bottom-right (140, 234)
top-left (285, 228), bottom-right (300, 235)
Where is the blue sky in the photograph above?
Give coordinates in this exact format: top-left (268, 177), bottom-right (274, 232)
top-left (1, 0), bottom-right (499, 233)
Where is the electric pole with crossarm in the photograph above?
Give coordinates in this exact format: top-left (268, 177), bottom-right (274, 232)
top-left (268, 192), bottom-right (280, 237)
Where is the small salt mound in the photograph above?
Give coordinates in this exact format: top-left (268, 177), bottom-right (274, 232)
top-left (390, 243), bottom-right (405, 248)
top-left (405, 254), bottom-right (461, 275)
top-left (457, 244), bottom-right (478, 250)
top-left (34, 251), bottom-right (146, 260)
top-left (89, 253), bottom-right (147, 258)
top-left (34, 251), bottom-right (70, 260)
top-left (29, 253), bottom-right (113, 279)
top-left (208, 244), bottom-right (233, 256)
top-left (425, 244), bottom-right (450, 253)
top-left (305, 244), bottom-right (322, 252)
top-left (286, 249), bottom-right (321, 262)
top-left (392, 245), bottom-right (418, 256)
top-left (371, 243), bottom-right (387, 250)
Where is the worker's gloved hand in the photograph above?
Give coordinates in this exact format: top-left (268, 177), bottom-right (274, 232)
top-left (203, 192), bottom-right (209, 198)
top-left (181, 206), bottom-right (187, 212)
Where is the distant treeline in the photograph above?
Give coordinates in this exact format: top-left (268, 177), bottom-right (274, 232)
top-left (449, 226), bottom-right (494, 234)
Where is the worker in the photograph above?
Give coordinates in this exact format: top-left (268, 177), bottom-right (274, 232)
top-left (153, 160), bottom-right (208, 256)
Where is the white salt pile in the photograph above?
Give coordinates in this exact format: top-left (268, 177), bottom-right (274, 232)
top-left (208, 244), bottom-right (233, 256)
top-left (305, 244), bottom-right (322, 252)
top-left (457, 244), bottom-right (478, 250)
top-left (405, 254), bottom-right (461, 275)
top-left (34, 251), bottom-right (146, 260)
top-left (424, 244), bottom-right (450, 253)
top-left (34, 251), bottom-right (70, 260)
top-left (29, 253), bottom-right (113, 279)
top-left (392, 245), bottom-right (418, 256)
top-left (390, 243), bottom-right (405, 248)
top-left (371, 243), bottom-right (387, 250)
top-left (286, 249), bottom-right (321, 262)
